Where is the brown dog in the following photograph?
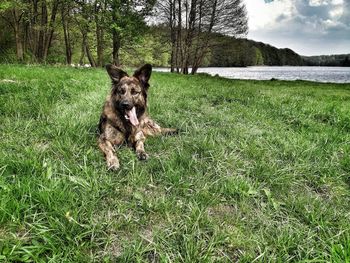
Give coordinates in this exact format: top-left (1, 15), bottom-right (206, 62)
top-left (98, 64), bottom-right (177, 170)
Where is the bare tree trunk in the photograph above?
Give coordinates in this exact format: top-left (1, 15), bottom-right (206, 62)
top-left (37, 0), bottom-right (48, 61)
top-left (43, 0), bottom-right (59, 61)
top-left (0, 8), bottom-right (24, 61)
top-left (13, 9), bottom-right (24, 61)
top-left (79, 31), bottom-right (96, 67)
top-left (182, 0), bottom-right (197, 74)
top-left (191, 0), bottom-right (217, 74)
top-left (181, 0), bottom-right (188, 74)
top-left (23, 0), bottom-right (40, 59)
top-left (96, 27), bottom-right (104, 67)
top-left (191, 0), bottom-right (203, 74)
top-left (112, 32), bottom-right (121, 66)
top-left (75, 0), bottom-right (97, 67)
top-left (111, 1), bottom-right (121, 66)
top-left (176, 0), bottom-right (182, 73)
top-left (61, 2), bottom-right (72, 64)
top-left (79, 36), bottom-right (85, 65)
top-left (169, 0), bottom-right (176, 72)
top-left (159, 0), bottom-right (248, 75)
top-left (96, 22), bottom-right (104, 67)
top-left (95, 1), bottom-right (105, 67)
top-left (86, 39), bottom-right (96, 67)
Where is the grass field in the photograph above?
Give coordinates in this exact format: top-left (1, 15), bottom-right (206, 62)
top-left (0, 64), bottom-right (350, 262)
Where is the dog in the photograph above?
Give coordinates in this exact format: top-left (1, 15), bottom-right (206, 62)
top-left (98, 64), bottom-right (177, 170)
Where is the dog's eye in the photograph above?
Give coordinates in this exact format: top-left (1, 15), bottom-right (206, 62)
top-left (118, 89), bottom-right (126, 95)
top-left (131, 90), bottom-right (140, 96)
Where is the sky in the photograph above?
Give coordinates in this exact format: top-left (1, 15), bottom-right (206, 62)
top-left (244, 0), bottom-right (350, 56)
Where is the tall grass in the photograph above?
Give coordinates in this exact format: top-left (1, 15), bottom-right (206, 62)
top-left (0, 64), bottom-right (350, 262)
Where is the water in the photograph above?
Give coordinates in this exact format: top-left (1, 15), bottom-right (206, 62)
top-left (154, 66), bottom-right (350, 83)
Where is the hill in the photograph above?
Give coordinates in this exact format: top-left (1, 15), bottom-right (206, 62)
top-left (303, 54), bottom-right (350, 66)
top-left (203, 33), bottom-right (350, 67)
top-left (208, 34), bottom-right (304, 67)
top-left (138, 27), bottom-right (350, 67)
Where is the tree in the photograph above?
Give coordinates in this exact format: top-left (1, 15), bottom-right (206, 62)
top-left (109, 0), bottom-right (156, 66)
top-left (155, 0), bottom-right (177, 71)
top-left (94, 0), bottom-right (107, 66)
top-left (61, 0), bottom-right (73, 64)
top-left (155, 0), bottom-right (248, 74)
top-left (74, 0), bottom-right (97, 67)
top-left (342, 56), bottom-right (350, 67)
top-left (0, 0), bottom-right (26, 61)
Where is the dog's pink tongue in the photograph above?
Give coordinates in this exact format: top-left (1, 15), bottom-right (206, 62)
top-left (126, 107), bottom-right (139, 126)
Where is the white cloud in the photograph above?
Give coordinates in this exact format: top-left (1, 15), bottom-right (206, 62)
top-left (244, 0), bottom-right (350, 55)
top-left (309, 0), bottom-right (328, 6)
top-left (309, 0), bottom-right (343, 6)
top-left (245, 0), bottom-right (294, 31)
top-left (329, 5), bottom-right (344, 18)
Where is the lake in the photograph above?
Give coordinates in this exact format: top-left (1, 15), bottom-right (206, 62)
top-left (154, 66), bottom-right (350, 83)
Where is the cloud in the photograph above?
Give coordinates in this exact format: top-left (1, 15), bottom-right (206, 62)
top-left (245, 0), bottom-right (294, 31)
top-left (245, 0), bottom-right (350, 55)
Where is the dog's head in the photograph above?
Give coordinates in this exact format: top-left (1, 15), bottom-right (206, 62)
top-left (106, 64), bottom-right (152, 126)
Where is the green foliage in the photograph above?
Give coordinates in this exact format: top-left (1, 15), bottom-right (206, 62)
top-left (254, 47), bottom-right (264, 65)
top-left (206, 34), bottom-right (304, 67)
top-left (304, 54), bottom-right (350, 66)
top-left (0, 0), bottom-right (23, 11)
top-left (120, 28), bottom-right (170, 66)
top-left (1, 65), bottom-right (350, 261)
top-left (0, 22), bottom-right (16, 63)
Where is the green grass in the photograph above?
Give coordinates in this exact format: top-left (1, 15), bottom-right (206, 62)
top-left (1, 64), bottom-right (350, 262)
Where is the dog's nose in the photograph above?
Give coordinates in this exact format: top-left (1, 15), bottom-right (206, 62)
top-left (120, 101), bottom-right (132, 109)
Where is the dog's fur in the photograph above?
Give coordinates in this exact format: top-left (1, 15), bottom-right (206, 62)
top-left (98, 64), bottom-right (177, 170)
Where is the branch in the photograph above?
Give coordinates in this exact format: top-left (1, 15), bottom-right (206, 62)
top-left (0, 14), bottom-right (15, 30)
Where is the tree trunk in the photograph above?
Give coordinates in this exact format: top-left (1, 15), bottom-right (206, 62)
top-left (182, 0), bottom-right (197, 74)
top-left (79, 40), bottom-right (85, 66)
top-left (61, 3), bottom-right (72, 64)
top-left (176, 0), bottom-right (182, 73)
top-left (13, 10), bottom-right (24, 61)
top-left (85, 39), bottom-right (97, 67)
top-left (112, 31), bottom-right (121, 66)
top-left (169, 0), bottom-right (176, 72)
top-left (37, 0), bottom-right (48, 61)
top-left (95, 0), bottom-right (105, 67)
top-left (96, 27), bottom-right (104, 67)
top-left (191, 0), bottom-right (217, 74)
top-left (43, 0), bottom-right (59, 61)
top-left (79, 31), bottom-right (96, 67)
top-left (79, 31), bottom-right (87, 65)
top-left (95, 24), bottom-right (104, 67)
top-left (32, 0), bottom-right (39, 54)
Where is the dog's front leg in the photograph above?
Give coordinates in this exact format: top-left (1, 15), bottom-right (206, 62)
top-left (98, 137), bottom-right (120, 170)
top-left (131, 130), bottom-right (149, 161)
top-left (98, 124), bottom-right (125, 170)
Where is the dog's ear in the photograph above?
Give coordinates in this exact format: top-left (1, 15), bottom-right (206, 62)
top-left (133, 64), bottom-right (152, 89)
top-left (106, 64), bottom-right (128, 83)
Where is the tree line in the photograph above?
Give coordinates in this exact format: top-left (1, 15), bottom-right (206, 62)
top-left (303, 54), bottom-right (350, 67)
top-left (0, 0), bottom-right (248, 73)
top-left (207, 34), bottom-right (304, 67)
top-left (2, 0), bottom-right (347, 70)
top-left (0, 0), bottom-right (158, 66)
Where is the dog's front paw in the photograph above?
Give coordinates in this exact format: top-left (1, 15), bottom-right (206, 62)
top-left (137, 151), bottom-right (149, 161)
top-left (107, 156), bottom-right (120, 170)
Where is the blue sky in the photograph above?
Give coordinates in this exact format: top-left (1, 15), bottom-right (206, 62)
top-left (244, 0), bottom-right (350, 55)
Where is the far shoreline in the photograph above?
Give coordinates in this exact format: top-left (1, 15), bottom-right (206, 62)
top-left (153, 66), bottom-right (350, 84)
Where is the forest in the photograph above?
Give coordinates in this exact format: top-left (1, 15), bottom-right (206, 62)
top-left (1, 0), bottom-right (349, 70)
top-left (303, 54), bottom-right (350, 67)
